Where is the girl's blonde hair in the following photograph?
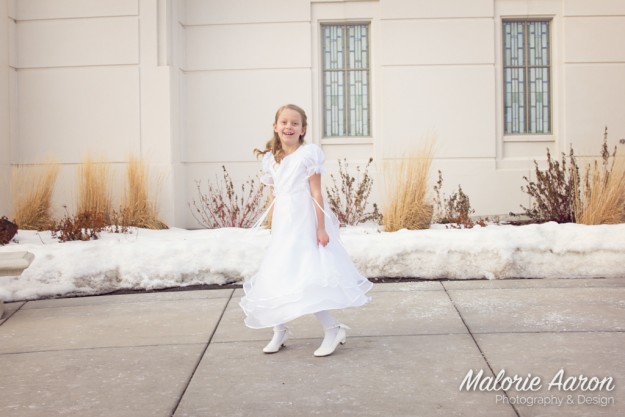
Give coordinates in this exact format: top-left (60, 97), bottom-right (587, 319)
top-left (254, 104), bottom-right (308, 163)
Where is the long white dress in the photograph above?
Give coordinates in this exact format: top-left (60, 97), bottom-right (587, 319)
top-left (240, 143), bottom-right (373, 329)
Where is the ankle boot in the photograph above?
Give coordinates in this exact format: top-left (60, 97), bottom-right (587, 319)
top-left (263, 326), bottom-right (290, 353)
top-left (314, 323), bottom-right (350, 357)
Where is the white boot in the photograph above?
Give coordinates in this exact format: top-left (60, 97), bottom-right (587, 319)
top-left (314, 323), bottom-right (350, 357)
top-left (263, 326), bottom-right (290, 354)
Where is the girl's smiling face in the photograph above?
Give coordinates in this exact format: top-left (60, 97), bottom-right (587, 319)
top-left (274, 108), bottom-right (306, 149)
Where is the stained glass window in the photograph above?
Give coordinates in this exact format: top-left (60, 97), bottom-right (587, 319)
top-left (503, 20), bottom-right (551, 134)
top-left (322, 24), bottom-right (370, 137)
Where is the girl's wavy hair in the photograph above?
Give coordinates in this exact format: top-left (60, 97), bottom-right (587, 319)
top-left (254, 104), bottom-right (308, 163)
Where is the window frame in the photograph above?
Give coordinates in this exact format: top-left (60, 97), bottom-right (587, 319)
top-left (320, 22), bottom-right (372, 139)
top-left (502, 18), bottom-right (553, 136)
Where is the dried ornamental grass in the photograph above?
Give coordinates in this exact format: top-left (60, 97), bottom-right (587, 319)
top-left (122, 156), bottom-right (167, 229)
top-left (77, 156), bottom-right (112, 221)
top-left (575, 131), bottom-right (625, 225)
top-left (577, 157), bottom-right (625, 224)
top-left (383, 143), bottom-right (435, 232)
top-left (11, 162), bottom-right (59, 230)
top-left (575, 128), bottom-right (625, 224)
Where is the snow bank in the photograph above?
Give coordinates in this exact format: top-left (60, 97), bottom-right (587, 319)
top-left (0, 222), bottom-right (624, 302)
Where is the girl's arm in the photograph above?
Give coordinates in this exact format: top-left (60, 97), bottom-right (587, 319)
top-left (309, 173), bottom-right (329, 246)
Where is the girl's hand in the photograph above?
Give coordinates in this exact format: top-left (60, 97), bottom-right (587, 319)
top-left (317, 228), bottom-right (329, 247)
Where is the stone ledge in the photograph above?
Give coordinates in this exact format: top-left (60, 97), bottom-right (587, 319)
top-left (0, 251), bottom-right (35, 318)
top-left (0, 251), bottom-right (35, 276)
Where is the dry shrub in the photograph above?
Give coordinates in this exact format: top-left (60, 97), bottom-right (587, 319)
top-left (0, 216), bottom-right (18, 244)
top-left (576, 129), bottom-right (625, 224)
top-left (50, 206), bottom-right (130, 242)
top-left (383, 143), bottom-right (435, 232)
top-left (326, 158), bottom-right (382, 226)
top-left (518, 147), bottom-right (580, 223)
top-left (433, 170), bottom-right (483, 228)
top-left (51, 206), bottom-right (106, 242)
top-left (122, 156), bottom-right (167, 229)
top-left (11, 162), bottom-right (59, 230)
top-left (77, 156), bottom-right (111, 221)
top-left (189, 165), bottom-right (266, 228)
top-left (518, 127), bottom-right (624, 225)
top-left (263, 195), bottom-right (273, 229)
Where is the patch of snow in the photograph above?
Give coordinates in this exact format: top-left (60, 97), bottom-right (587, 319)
top-left (0, 222), bottom-right (624, 302)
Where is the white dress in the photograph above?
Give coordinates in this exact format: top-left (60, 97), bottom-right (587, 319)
top-left (240, 144), bottom-right (373, 329)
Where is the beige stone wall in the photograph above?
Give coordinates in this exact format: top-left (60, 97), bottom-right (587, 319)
top-left (563, 0), bottom-right (625, 155)
top-left (179, 0), bottom-right (313, 228)
top-left (0, 1), bottom-right (12, 217)
top-left (13, 1), bottom-right (140, 163)
top-left (5, 0), bottom-right (176, 223)
top-left (380, 0), bottom-right (513, 215)
top-left (1, 0), bottom-right (624, 227)
top-left (378, 0), bottom-right (625, 216)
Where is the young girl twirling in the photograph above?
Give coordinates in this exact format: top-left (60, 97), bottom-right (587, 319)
top-left (239, 104), bottom-right (372, 357)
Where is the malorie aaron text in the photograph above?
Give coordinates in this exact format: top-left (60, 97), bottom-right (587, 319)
top-left (459, 369), bottom-right (615, 392)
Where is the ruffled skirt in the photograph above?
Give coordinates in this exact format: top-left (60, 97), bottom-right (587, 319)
top-left (239, 193), bottom-right (372, 329)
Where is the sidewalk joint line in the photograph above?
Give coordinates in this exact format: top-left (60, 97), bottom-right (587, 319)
top-left (0, 342), bottom-right (208, 357)
top-left (445, 284), bottom-right (625, 291)
top-left (442, 283), bottom-right (521, 417)
top-left (0, 302), bottom-right (27, 328)
top-left (170, 289), bottom-right (235, 416)
top-left (471, 329), bottom-right (625, 335)
top-left (15, 294), bottom-right (235, 311)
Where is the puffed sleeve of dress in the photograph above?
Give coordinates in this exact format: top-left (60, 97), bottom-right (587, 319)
top-left (303, 144), bottom-right (326, 177)
top-left (260, 152), bottom-right (274, 186)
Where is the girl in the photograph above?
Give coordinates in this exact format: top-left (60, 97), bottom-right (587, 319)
top-left (240, 104), bottom-right (373, 357)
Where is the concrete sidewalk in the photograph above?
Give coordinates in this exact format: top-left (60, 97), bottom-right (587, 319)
top-left (0, 278), bottom-right (623, 417)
